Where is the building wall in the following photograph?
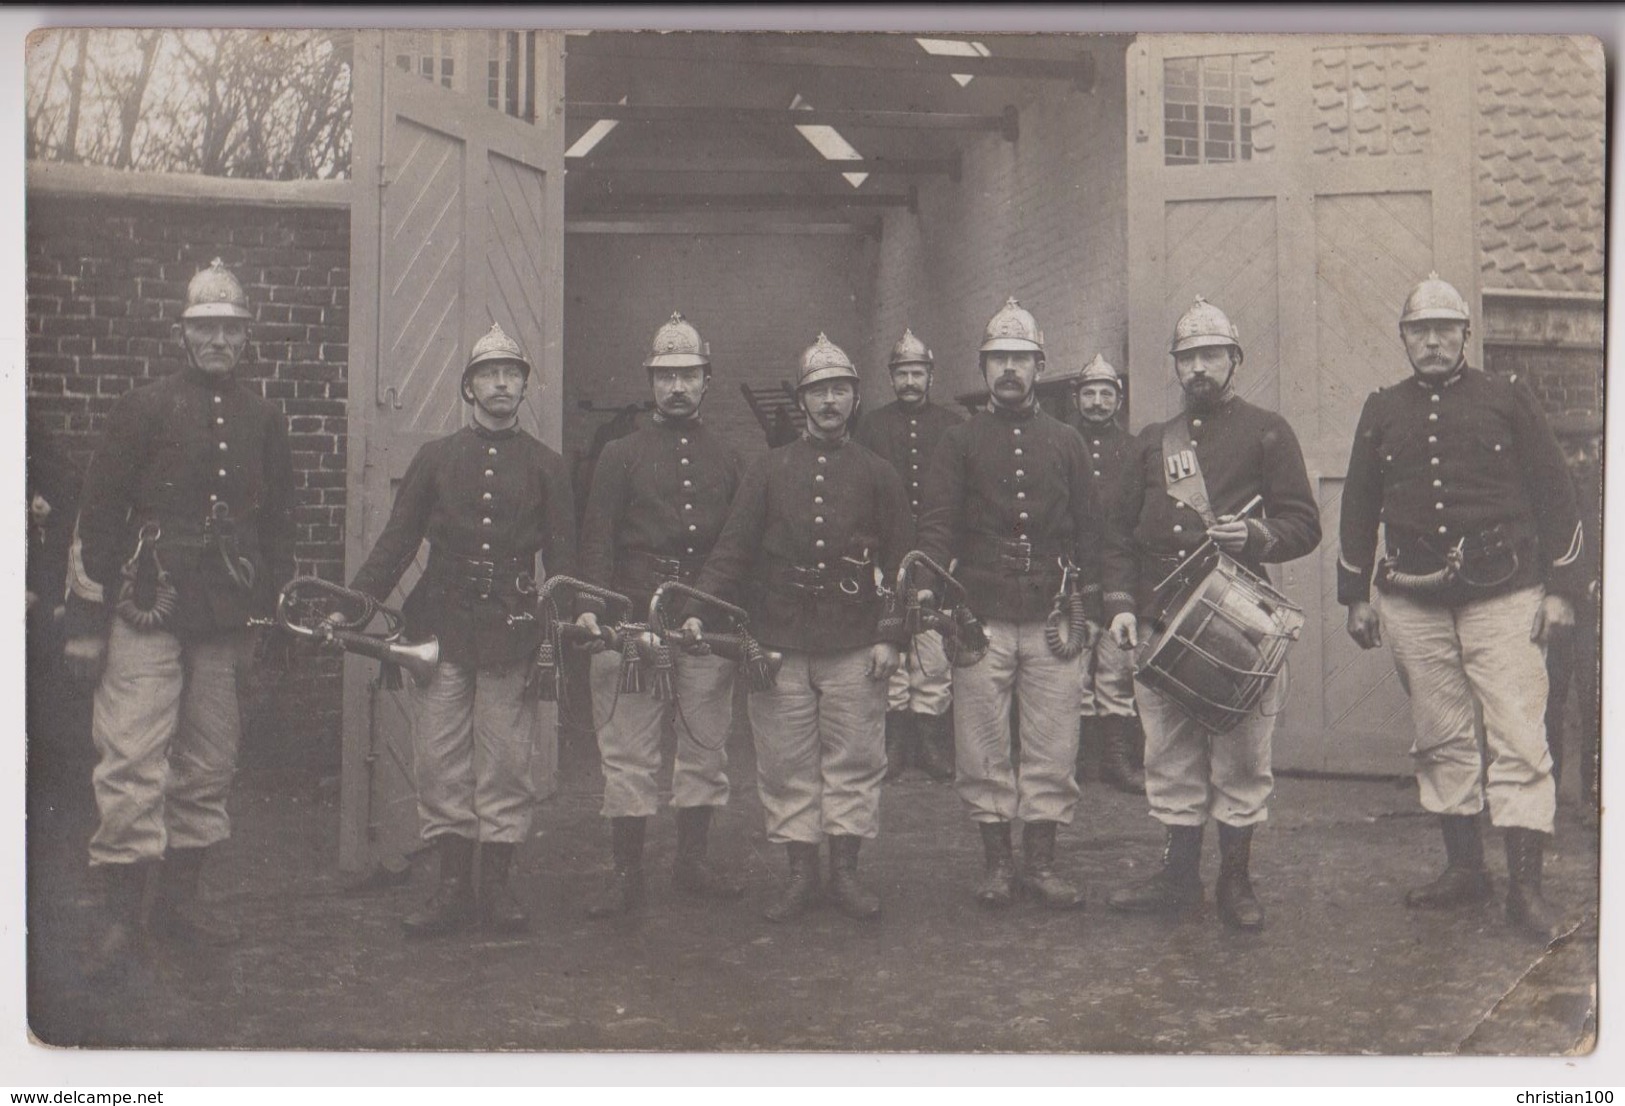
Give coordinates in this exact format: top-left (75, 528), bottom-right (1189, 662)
top-left (864, 44), bottom-right (1130, 415)
top-left (1481, 297), bottom-right (1604, 423)
top-left (561, 229), bottom-right (876, 476)
top-left (25, 193), bottom-right (350, 768)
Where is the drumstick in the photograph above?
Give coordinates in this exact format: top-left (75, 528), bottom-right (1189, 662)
top-left (1151, 494), bottom-right (1264, 596)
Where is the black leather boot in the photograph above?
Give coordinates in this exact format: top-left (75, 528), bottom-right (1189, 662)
top-left (586, 816), bottom-right (647, 918)
top-left (975, 821), bottom-right (1016, 907)
top-left (1405, 813), bottom-right (1492, 909)
top-left (672, 806), bottom-right (744, 900)
top-left (83, 861), bottom-right (150, 983)
top-left (914, 712), bottom-right (955, 783)
top-left (403, 834), bottom-right (477, 939)
top-left (151, 846), bottom-right (240, 945)
top-left (1215, 822), bottom-right (1264, 931)
top-left (884, 711), bottom-right (913, 782)
top-left (1019, 821), bottom-right (1086, 910)
top-left (478, 842), bottom-right (528, 934)
top-left (1108, 824), bottom-right (1204, 915)
top-left (763, 842), bottom-right (822, 922)
top-left (1505, 827), bottom-right (1562, 943)
top-left (826, 834), bottom-right (881, 919)
top-left (1099, 716), bottom-right (1147, 795)
top-left (1075, 717), bottom-right (1099, 784)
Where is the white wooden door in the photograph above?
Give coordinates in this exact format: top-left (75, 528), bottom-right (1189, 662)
top-left (340, 30), bottom-right (565, 871)
top-left (1126, 34), bottom-right (1478, 773)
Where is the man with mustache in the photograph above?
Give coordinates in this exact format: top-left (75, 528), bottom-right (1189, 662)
top-left (1338, 274), bottom-right (1582, 943)
top-left (347, 323), bottom-right (576, 939)
top-left (1064, 353), bottom-right (1144, 795)
top-left (693, 334), bottom-right (910, 922)
top-left (63, 259), bottom-right (297, 980)
top-left (853, 329), bottom-right (963, 783)
top-left (1103, 297), bottom-right (1319, 931)
top-left (915, 298), bottom-right (1104, 911)
top-left (575, 313), bottom-right (745, 917)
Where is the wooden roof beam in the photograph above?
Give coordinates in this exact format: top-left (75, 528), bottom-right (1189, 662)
top-left (571, 154), bottom-right (961, 181)
top-left (566, 36), bottom-right (1097, 91)
top-left (572, 187), bottom-right (919, 215)
top-left (566, 101), bottom-right (1019, 141)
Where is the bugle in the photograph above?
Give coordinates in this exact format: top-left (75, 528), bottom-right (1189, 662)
top-left (649, 580), bottom-right (782, 693)
top-left (524, 576), bottom-right (643, 701)
top-left (895, 551), bottom-right (987, 667)
top-left (267, 576), bottom-right (439, 688)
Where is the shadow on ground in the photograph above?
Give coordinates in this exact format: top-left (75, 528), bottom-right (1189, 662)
top-left (26, 726), bottom-right (1598, 1054)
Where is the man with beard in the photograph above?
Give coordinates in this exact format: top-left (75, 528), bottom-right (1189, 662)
top-left (915, 298), bottom-right (1103, 911)
top-left (1064, 354), bottom-right (1143, 795)
top-left (575, 313), bottom-right (745, 916)
top-left (1338, 274), bottom-right (1581, 942)
top-left (63, 259), bottom-right (296, 979)
top-left (347, 322), bottom-right (576, 939)
top-left (692, 334), bottom-right (910, 922)
top-left (854, 328), bottom-right (963, 783)
top-left (1104, 297), bottom-right (1319, 931)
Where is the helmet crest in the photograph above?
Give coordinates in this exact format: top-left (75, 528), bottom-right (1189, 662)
top-left (645, 311), bottom-right (712, 369)
top-left (1400, 273), bottom-right (1470, 326)
top-left (980, 297), bottom-right (1045, 354)
top-left (1170, 296), bottom-right (1242, 357)
top-left (888, 328), bottom-right (934, 369)
top-left (796, 332), bottom-right (860, 390)
top-left (182, 258), bottom-right (252, 321)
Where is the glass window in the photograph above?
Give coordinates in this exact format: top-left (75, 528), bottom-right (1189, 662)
top-left (1164, 53), bottom-right (1272, 166)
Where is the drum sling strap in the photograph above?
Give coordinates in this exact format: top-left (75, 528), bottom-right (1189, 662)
top-left (1161, 416), bottom-right (1217, 529)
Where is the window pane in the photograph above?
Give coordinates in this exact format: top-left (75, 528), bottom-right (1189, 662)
top-left (1166, 52), bottom-right (1272, 166)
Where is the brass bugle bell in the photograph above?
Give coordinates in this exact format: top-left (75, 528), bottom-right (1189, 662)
top-left (322, 626), bottom-right (441, 686)
top-left (272, 576), bottom-right (441, 687)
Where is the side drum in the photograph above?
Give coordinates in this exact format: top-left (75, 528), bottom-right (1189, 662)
top-left (1135, 555), bottom-right (1304, 734)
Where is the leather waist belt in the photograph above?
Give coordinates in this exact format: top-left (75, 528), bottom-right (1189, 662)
top-left (764, 560), bottom-right (872, 603)
top-left (618, 549), bottom-right (705, 589)
top-left (961, 534), bottom-right (1068, 575)
top-left (428, 551), bottom-right (534, 600)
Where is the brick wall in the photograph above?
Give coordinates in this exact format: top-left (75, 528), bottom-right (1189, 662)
top-left (562, 230), bottom-right (876, 473)
top-left (25, 193), bottom-right (350, 769)
top-left (864, 45), bottom-right (1130, 417)
top-left (1484, 344), bottom-right (1604, 422)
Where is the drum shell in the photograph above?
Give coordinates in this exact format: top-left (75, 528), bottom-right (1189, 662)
top-left (1135, 556), bottom-right (1303, 733)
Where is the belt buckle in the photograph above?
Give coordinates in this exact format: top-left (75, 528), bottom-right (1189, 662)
top-left (653, 555), bottom-right (683, 581)
top-left (470, 559), bottom-right (496, 599)
top-left (1004, 539), bottom-right (1033, 574)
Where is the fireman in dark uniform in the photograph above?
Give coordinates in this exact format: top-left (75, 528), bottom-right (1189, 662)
top-left (348, 322), bottom-right (576, 939)
top-left (916, 298), bottom-right (1104, 912)
top-left (63, 259), bottom-right (297, 978)
top-left (693, 333), bottom-right (911, 922)
top-left (1104, 297), bottom-right (1320, 931)
top-left (1338, 274), bottom-right (1582, 943)
top-left (1063, 353), bottom-right (1143, 795)
top-left (575, 313), bottom-right (745, 916)
top-left (1543, 414), bottom-right (1601, 813)
top-left (854, 328), bottom-right (963, 782)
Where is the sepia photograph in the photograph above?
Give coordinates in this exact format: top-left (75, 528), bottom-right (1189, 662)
top-left (12, 8), bottom-right (1611, 1079)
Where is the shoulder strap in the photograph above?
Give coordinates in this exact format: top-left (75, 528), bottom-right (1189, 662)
top-left (1160, 415), bottom-right (1217, 528)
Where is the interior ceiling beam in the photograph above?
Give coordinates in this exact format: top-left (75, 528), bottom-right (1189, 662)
top-left (565, 36), bottom-right (1097, 89)
top-left (566, 101), bottom-right (1019, 141)
top-left (572, 188), bottom-right (918, 214)
top-left (571, 155), bottom-right (961, 180)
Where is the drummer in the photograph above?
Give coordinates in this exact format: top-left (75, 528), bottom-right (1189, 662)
top-left (1102, 297), bottom-right (1320, 930)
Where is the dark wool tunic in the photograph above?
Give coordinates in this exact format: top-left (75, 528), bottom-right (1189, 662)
top-left (350, 423), bottom-right (576, 670)
top-left (915, 401), bottom-right (1104, 624)
top-left (577, 415), bottom-right (742, 616)
top-left (67, 366), bottom-right (297, 641)
top-left (695, 433), bottom-right (912, 654)
top-left (1065, 413), bottom-right (1133, 507)
top-left (1104, 396), bottom-right (1321, 621)
top-left (853, 398), bottom-right (963, 523)
top-left (1337, 367), bottom-right (1584, 607)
